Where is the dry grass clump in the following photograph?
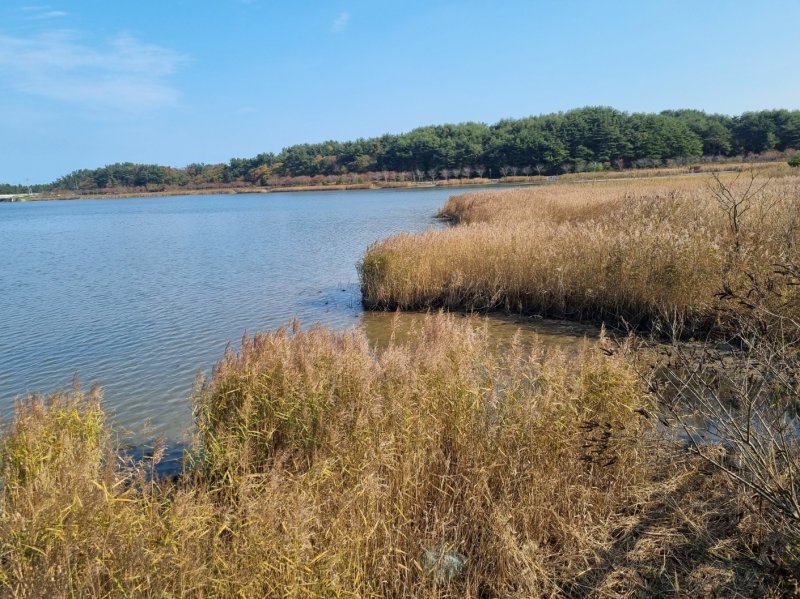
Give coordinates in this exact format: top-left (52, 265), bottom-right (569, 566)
top-left (1, 315), bottom-right (793, 596)
top-left (361, 174), bottom-right (800, 337)
top-left (0, 382), bottom-right (221, 596)
top-left (7, 314), bottom-right (772, 597)
top-left (191, 315), bottom-right (654, 596)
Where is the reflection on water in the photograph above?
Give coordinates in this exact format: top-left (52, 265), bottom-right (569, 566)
top-left (359, 310), bottom-right (600, 352)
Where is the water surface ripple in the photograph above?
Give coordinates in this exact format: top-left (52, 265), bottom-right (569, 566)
top-left (1, 189), bottom-right (460, 441)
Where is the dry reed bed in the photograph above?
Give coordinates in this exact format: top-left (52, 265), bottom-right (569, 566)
top-left (498, 160), bottom-right (792, 186)
top-left (557, 160), bottom-right (793, 182)
top-left (0, 315), bottom-right (782, 596)
top-left (360, 175), bottom-right (800, 336)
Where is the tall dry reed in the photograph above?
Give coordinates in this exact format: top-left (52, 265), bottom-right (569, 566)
top-left (361, 174), bottom-right (800, 337)
top-left (0, 315), bottom-right (786, 596)
top-left (190, 315), bottom-right (655, 595)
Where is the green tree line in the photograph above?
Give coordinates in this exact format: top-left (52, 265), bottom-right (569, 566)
top-left (23, 107), bottom-right (800, 191)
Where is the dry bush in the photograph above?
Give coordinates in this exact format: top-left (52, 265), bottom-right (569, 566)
top-left (648, 256), bottom-right (800, 544)
top-left (361, 174), bottom-right (800, 338)
top-left (556, 160), bottom-right (793, 183)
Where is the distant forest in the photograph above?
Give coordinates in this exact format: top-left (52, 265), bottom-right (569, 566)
top-left (4, 107), bottom-right (800, 193)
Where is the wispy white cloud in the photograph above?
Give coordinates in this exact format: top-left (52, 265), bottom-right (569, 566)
top-left (30, 10), bottom-right (68, 20)
top-left (332, 11), bottom-right (349, 33)
top-left (0, 30), bottom-right (187, 112)
top-left (20, 5), bottom-right (67, 19)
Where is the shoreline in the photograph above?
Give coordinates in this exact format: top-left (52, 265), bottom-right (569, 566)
top-left (6, 161), bottom-right (788, 203)
top-left (9, 178), bottom-right (501, 202)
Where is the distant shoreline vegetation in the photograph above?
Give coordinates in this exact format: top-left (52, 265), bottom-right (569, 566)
top-left (3, 106), bottom-right (800, 195)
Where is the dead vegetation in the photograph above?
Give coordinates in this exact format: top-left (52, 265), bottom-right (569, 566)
top-left (4, 172), bottom-right (800, 596)
top-left (1, 314), bottom-right (797, 596)
top-left (360, 173), bottom-right (800, 339)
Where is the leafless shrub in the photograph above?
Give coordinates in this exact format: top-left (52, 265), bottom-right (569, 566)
top-left (653, 260), bottom-right (800, 530)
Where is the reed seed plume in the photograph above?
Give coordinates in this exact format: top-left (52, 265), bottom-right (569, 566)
top-left (0, 319), bottom-right (789, 595)
top-left (361, 174), bottom-right (800, 338)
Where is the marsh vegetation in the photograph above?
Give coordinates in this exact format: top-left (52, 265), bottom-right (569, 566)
top-left (3, 172), bottom-right (800, 596)
top-left (4, 316), bottom-right (790, 597)
top-left (361, 172), bottom-right (800, 339)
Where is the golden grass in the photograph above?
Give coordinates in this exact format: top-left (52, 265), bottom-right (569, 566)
top-left (556, 160), bottom-right (793, 182)
top-left (191, 315), bottom-right (655, 595)
top-left (8, 167), bottom-right (800, 596)
top-left (2, 315), bottom-right (784, 596)
top-left (496, 161), bottom-right (793, 186)
top-left (361, 173), bottom-right (800, 336)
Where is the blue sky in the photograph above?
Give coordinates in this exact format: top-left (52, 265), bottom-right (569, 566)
top-left (2, 1), bottom-right (799, 184)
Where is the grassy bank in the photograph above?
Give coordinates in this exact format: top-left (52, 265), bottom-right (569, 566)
top-left (360, 172), bottom-right (800, 337)
top-left (1, 314), bottom-right (788, 596)
top-left (20, 160), bottom-right (792, 203)
top-left (27, 178), bottom-right (497, 202)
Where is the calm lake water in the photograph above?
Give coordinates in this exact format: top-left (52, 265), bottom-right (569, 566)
top-left (0, 187), bottom-right (597, 456)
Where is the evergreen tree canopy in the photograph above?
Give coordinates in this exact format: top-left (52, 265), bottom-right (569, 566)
top-left (25, 107), bottom-right (800, 191)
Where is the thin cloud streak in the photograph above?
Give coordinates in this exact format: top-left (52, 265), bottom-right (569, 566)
top-left (332, 11), bottom-right (349, 32)
top-left (29, 11), bottom-right (68, 20)
top-left (20, 5), bottom-right (68, 20)
top-left (0, 30), bottom-right (187, 112)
